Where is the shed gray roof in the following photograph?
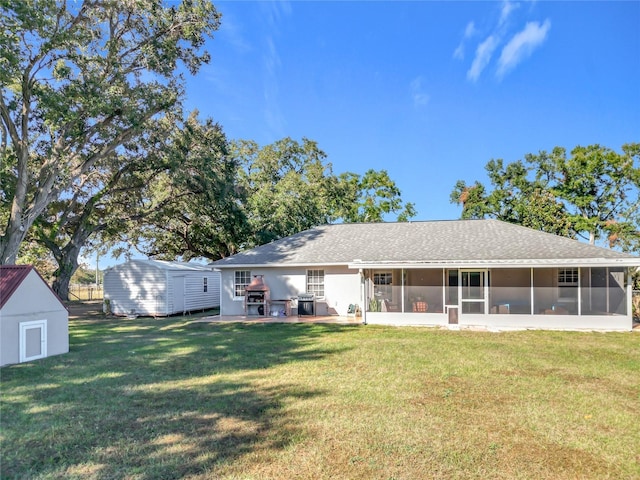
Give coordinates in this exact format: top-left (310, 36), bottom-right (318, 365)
top-left (211, 219), bottom-right (640, 269)
top-left (106, 259), bottom-right (213, 272)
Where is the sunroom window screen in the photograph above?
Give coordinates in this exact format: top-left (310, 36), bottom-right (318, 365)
top-left (373, 271), bottom-right (393, 299)
top-left (558, 268), bottom-right (578, 300)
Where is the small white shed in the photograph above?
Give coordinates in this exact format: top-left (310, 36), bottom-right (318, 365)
top-left (103, 260), bottom-right (220, 317)
top-left (0, 265), bottom-right (69, 367)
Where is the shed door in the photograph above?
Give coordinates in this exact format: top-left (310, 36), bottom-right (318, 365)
top-left (20, 320), bottom-right (47, 363)
top-left (174, 276), bottom-right (185, 313)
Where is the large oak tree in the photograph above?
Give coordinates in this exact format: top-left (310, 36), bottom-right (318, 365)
top-left (121, 112), bottom-right (246, 263)
top-left (0, 0), bottom-right (221, 264)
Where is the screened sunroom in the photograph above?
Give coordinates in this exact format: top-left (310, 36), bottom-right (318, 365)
top-left (362, 266), bottom-right (631, 329)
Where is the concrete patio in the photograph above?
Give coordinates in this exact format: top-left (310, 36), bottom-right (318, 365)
top-left (191, 314), bottom-right (362, 325)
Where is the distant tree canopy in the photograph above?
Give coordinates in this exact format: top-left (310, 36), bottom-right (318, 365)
top-left (126, 136), bottom-right (418, 262)
top-left (451, 143), bottom-right (640, 252)
top-left (231, 137), bottom-right (417, 248)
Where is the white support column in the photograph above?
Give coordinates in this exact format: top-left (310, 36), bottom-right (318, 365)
top-left (401, 268), bottom-right (405, 313)
top-left (361, 270), bottom-right (367, 325)
top-left (626, 269), bottom-right (633, 320)
top-left (484, 272), bottom-right (489, 314)
top-left (606, 267), bottom-right (610, 313)
top-left (530, 268), bottom-right (534, 315)
top-left (577, 267), bottom-right (582, 316)
top-left (442, 269), bottom-right (446, 315)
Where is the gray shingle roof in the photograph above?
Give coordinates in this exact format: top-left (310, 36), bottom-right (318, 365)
top-left (211, 219), bottom-right (640, 268)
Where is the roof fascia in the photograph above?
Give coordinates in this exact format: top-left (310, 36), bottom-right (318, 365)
top-left (212, 262), bottom-right (350, 269)
top-left (348, 258), bottom-right (640, 269)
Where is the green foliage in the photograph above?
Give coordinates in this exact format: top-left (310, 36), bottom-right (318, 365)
top-left (231, 138), bottom-right (417, 249)
top-left (533, 143), bottom-right (640, 248)
top-left (71, 266), bottom-right (98, 285)
top-left (126, 111), bottom-right (247, 260)
top-left (451, 143), bottom-right (640, 251)
top-left (14, 237), bottom-right (58, 282)
top-left (233, 137), bottom-right (339, 246)
top-left (0, 0), bottom-right (221, 263)
top-left (338, 169), bottom-right (417, 223)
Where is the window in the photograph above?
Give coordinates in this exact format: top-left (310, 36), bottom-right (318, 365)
top-left (203, 277), bottom-right (208, 293)
top-left (306, 269), bottom-right (325, 297)
top-left (558, 267), bottom-right (578, 300)
top-left (373, 271), bottom-right (393, 299)
top-left (234, 270), bottom-right (251, 298)
top-left (558, 268), bottom-right (578, 284)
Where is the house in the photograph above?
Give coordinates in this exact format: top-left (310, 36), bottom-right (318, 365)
top-left (210, 220), bottom-right (640, 331)
top-left (0, 265), bottom-right (69, 366)
top-left (103, 260), bottom-right (220, 317)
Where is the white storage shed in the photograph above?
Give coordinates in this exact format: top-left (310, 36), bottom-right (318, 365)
top-left (0, 265), bottom-right (69, 367)
top-left (103, 260), bottom-right (220, 317)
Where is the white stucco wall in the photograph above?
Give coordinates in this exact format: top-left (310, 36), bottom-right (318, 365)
top-left (219, 266), bottom-right (362, 316)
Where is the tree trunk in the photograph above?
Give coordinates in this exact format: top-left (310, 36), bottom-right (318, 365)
top-left (51, 241), bottom-right (84, 301)
top-left (51, 255), bottom-right (79, 302)
top-left (0, 224), bottom-right (25, 264)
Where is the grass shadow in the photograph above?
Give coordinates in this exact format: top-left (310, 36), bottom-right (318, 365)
top-left (1, 316), bottom-right (356, 478)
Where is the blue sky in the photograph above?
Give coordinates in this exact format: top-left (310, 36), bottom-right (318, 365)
top-left (97, 0), bottom-right (640, 268)
top-left (183, 0), bottom-right (639, 222)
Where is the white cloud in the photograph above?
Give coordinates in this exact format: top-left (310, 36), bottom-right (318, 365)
top-left (264, 36), bottom-right (281, 77)
top-left (464, 21), bottom-right (477, 38)
top-left (453, 21), bottom-right (477, 60)
top-left (499, 0), bottom-right (519, 26)
top-left (263, 36), bottom-right (285, 135)
top-left (497, 19), bottom-right (551, 78)
top-left (258, 1), bottom-right (292, 137)
top-left (410, 77), bottom-right (430, 107)
top-left (453, 44), bottom-right (464, 60)
top-left (467, 35), bottom-right (500, 82)
top-left (262, 0), bottom-right (292, 29)
top-left (220, 13), bottom-right (252, 54)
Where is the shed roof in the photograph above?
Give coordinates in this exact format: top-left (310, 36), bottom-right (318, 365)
top-left (0, 265), bottom-right (65, 309)
top-left (106, 259), bottom-right (213, 272)
top-left (211, 219), bottom-right (640, 269)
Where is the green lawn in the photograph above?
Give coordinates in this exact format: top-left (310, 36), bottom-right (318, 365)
top-left (1, 315), bottom-right (639, 479)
